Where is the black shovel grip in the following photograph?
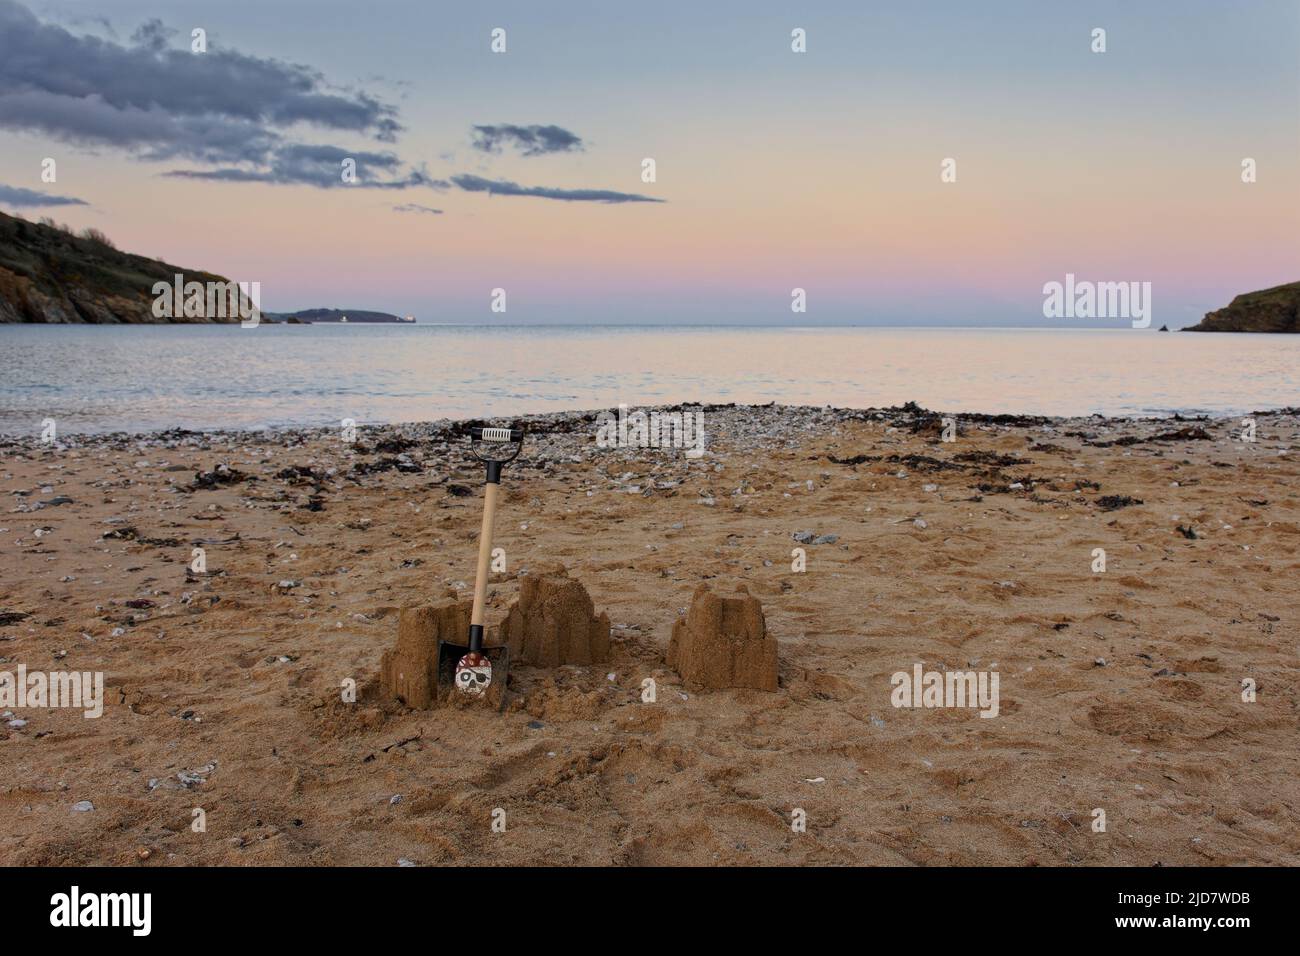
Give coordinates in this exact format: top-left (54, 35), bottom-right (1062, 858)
top-left (470, 426), bottom-right (524, 443)
top-left (469, 425), bottom-right (525, 475)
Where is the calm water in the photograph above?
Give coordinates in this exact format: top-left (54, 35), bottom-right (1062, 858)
top-left (0, 325), bottom-right (1295, 435)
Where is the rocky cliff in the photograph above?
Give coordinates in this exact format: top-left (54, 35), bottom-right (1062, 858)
top-left (1183, 281), bottom-right (1300, 333)
top-left (0, 210), bottom-right (238, 323)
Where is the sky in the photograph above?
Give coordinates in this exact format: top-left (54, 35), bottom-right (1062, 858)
top-left (0, 0), bottom-right (1296, 326)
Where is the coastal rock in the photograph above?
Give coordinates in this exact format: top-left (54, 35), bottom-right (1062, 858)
top-left (499, 568), bottom-right (610, 667)
top-left (0, 211), bottom-right (242, 325)
top-left (1184, 281), bottom-right (1300, 332)
top-left (380, 600), bottom-right (470, 708)
top-left (667, 584), bottom-right (778, 691)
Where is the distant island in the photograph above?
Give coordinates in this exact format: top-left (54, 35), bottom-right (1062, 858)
top-left (266, 308), bottom-right (414, 324)
top-left (1183, 281), bottom-right (1300, 333)
top-left (0, 211), bottom-right (412, 324)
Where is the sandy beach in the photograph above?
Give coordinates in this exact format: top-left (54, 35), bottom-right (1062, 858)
top-left (1, 403), bottom-right (1297, 866)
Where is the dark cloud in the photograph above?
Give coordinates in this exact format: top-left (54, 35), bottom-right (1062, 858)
top-left (0, 0), bottom-right (423, 188)
top-left (392, 203), bottom-right (444, 215)
top-left (0, 89), bottom-right (281, 165)
top-left (450, 174), bottom-right (663, 204)
top-left (471, 124), bottom-right (584, 157)
top-left (130, 18), bottom-right (175, 52)
top-left (67, 13), bottom-right (117, 40)
top-left (164, 144), bottom-right (446, 190)
top-left (0, 183), bottom-right (89, 207)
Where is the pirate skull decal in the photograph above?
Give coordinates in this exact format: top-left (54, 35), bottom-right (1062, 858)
top-left (454, 652), bottom-right (493, 696)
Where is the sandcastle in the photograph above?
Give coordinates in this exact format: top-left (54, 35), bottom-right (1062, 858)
top-left (379, 599), bottom-right (469, 708)
top-left (667, 583), bottom-right (777, 691)
top-left (499, 567), bottom-right (610, 667)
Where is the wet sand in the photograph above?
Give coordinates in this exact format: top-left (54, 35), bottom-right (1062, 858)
top-left (1, 403), bottom-right (1297, 866)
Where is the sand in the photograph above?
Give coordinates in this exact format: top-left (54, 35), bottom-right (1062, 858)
top-left (0, 403), bottom-right (1297, 866)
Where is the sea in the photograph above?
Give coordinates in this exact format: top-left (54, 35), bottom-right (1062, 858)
top-left (0, 324), bottom-right (1295, 435)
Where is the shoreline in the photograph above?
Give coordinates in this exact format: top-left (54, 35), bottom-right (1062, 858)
top-left (3, 401), bottom-right (1299, 446)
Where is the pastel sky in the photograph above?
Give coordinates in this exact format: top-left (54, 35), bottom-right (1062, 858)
top-left (1, 0), bottom-right (1296, 326)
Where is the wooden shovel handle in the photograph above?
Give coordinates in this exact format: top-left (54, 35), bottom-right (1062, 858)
top-left (470, 481), bottom-right (499, 627)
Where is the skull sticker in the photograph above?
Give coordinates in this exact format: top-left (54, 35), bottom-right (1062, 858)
top-left (454, 652), bottom-right (493, 696)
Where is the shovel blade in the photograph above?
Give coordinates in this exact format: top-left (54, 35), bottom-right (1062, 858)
top-left (437, 640), bottom-right (509, 701)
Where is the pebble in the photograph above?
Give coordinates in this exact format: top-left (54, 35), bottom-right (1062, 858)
top-left (71, 800), bottom-right (94, 812)
top-left (177, 762), bottom-right (217, 788)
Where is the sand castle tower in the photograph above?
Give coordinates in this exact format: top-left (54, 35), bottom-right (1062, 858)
top-left (379, 599), bottom-right (469, 708)
top-left (668, 583), bottom-right (777, 691)
top-left (499, 567), bottom-right (610, 667)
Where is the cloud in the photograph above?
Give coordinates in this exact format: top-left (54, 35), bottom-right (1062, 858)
top-left (393, 203), bottom-right (444, 215)
top-left (0, 0), bottom-right (423, 188)
top-left (65, 13), bottom-right (117, 40)
top-left (130, 18), bottom-right (175, 52)
top-left (0, 89), bottom-right (280, 165)
top-left (0, 183), bottom-right (89, 207)
top-left (164, 144), bottom-right (447, 190)
top-left (450, 174), bottom-right (663, 204)
top-left (471, 124), bottom-right (584, 157)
